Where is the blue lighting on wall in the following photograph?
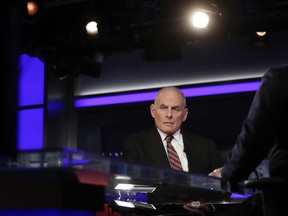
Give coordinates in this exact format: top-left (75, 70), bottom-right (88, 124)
top-left (18, 52), bottom-right (261, 151)
top-left (18, 54), bottom-right (45, 150)
top-left (19, 54), bottom-right (44, 106)
top-left (75, 81), bottom-right (260, 108)
top-left (17, 108), bottom-right (44, 150)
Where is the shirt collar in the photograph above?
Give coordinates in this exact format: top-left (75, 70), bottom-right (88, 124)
top-left (157, 128), bottom-right (181, 142)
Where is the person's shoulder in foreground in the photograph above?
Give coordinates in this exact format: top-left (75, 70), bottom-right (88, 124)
top-left (207, 65), bottom-right (288, 216)
top-left (221, 64), bottom-right (288, 183)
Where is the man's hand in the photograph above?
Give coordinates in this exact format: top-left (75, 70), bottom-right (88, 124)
top-left (208, 167), bottom-right (223, 178)
top-left (183, 201), bottom-right (211, 215)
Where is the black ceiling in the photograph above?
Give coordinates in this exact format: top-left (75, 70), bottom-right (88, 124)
top-left (22, 0), bottom-right (288, 58)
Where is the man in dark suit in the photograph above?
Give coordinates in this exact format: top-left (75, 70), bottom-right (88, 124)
top-left (122, 86), bottom-right (222, 175)
top-left (209, 65), bottom-right (288, 216)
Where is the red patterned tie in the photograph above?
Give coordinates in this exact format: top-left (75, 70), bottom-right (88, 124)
top-left (166, 136), bottom-right (183, 171)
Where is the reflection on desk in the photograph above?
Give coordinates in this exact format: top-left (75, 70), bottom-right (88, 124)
top-left (4, 148), bottom-right (251, 215)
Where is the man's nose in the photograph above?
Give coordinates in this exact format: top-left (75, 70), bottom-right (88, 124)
top-left (166, 108), bottom-right (172, 117)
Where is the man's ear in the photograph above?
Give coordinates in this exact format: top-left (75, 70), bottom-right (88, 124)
top-left (150, 104), bottom-right (156, 118)
top-left (183, 108), bottom-right (188, 121)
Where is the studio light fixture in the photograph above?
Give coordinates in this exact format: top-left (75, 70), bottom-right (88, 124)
top-left (256, 31), bottom-right (266, 37)
top-left (27, 1), bottom-right (39, 16)
top-left (189, 11), bottom-right (210, 29)
top-left (186, 2), bottom-right (223, 31)
top-left (85, 21), bottom-right (99, 36)
top-left (249, 31), bottom-right (269, 47)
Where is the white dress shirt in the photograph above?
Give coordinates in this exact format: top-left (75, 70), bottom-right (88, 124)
top-left (157, 129), bottom-right (189, 172)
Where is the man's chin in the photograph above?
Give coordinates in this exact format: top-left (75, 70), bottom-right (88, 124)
top-left (161, 127), bottom-right (175, 134)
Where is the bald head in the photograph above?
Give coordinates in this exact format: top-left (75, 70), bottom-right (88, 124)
top-left (154, 87), bottom-right (186, 108)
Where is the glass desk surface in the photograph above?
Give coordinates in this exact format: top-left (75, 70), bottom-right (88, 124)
top-left (2, 148), bottom-right (250, 207)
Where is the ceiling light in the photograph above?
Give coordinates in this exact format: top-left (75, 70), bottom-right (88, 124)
top-left (256, 31), bottom-right (266, 37)
top-left (189, 11), bottom-right (210, 29)
top-left (86, 21), bottom-right (98, 36)
top-left (27, 1), bottom-right (39, 16)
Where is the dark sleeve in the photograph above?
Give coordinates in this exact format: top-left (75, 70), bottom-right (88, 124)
top-left (121, 134), bottom-right (142, 162)
top-left (222, 66), bottom-right (288, 184)
top-left (184, 132), bottom-right (222, 174)
top-left (208, 140), bottom-right (223, 171)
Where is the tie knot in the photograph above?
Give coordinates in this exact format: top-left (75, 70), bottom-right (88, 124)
top-left (165, 135), bottom-right (173, 144)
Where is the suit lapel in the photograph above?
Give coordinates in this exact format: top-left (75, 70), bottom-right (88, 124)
top-left (147, 127), bottom-right (171, 167)
top-left (182, 132), bottom-right (198, 172)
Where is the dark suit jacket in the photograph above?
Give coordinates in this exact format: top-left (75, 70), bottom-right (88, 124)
top-left (121, 126), bottom-right (222, 175)
top-left (222, 65), bottom-right (288, 184)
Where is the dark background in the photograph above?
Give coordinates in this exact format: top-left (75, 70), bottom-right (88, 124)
top-left (5, 0), bottom-right (288, 161)
top-left (77, 90), bottom-right (255, 161)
